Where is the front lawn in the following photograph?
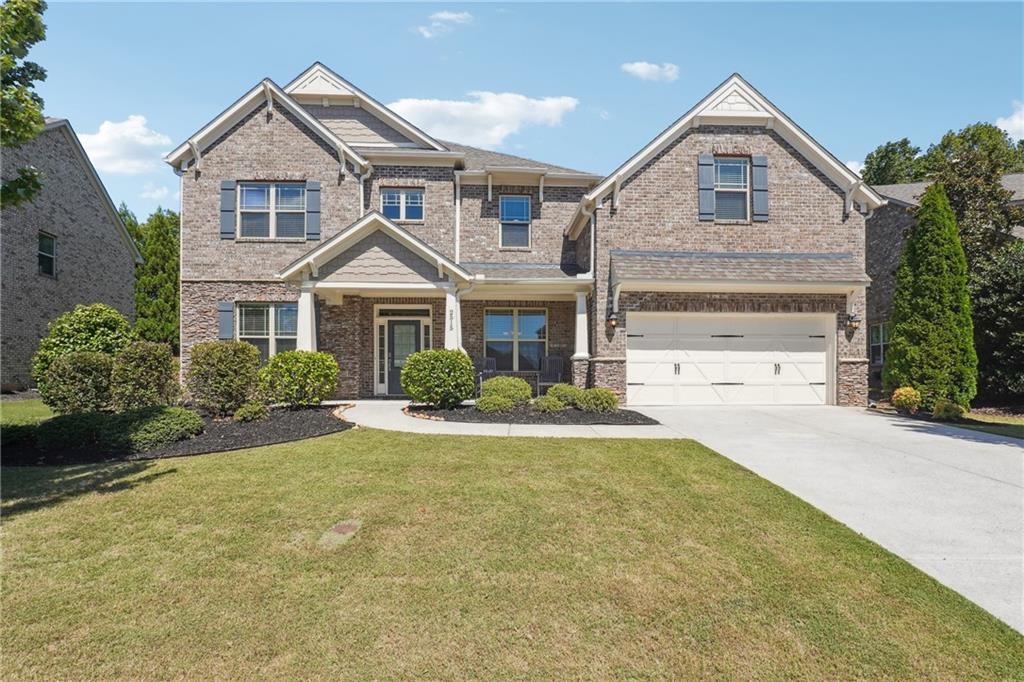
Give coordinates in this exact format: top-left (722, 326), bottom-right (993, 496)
top-left (3, 429), bottom-right (1021, 678)
top-left (957, 410), bottom-right (1024, 440)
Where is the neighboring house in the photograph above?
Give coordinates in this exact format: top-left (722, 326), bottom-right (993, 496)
top-left (865, 173), bottom-right (1024, 390)
top-left (1, 118), bottom-right (142, 391)
top-left (169, 64), bottom-right (882, 406)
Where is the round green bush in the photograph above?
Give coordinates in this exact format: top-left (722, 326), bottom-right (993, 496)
top-left (577, 387), bottom-right (619, 413)
top-left (36, 412), bottom-right (106, 452)
top-left (111, 341), bottom-right (179, 412)
top-left (932, 398), bottom-right (966, 421)
top-left (480, 376), bottom-right (532, 406)
top-left (532, 395), bottom-right (566, 413)
top-left (185, 341), bottom-right (261, 417)
top-left (104, 407), bottom-right (204, 453)
top-left (891, 386), bottom-right (922, 414)
top-left (475, 395), bottom-right (515, 413)
top-left (545, 383), bottom-right (583, 407)
top-left (234, 400), bottom-right (269, 423)
top-left (40, 351), bottom-right (114, 414)
top-left (400, 349), bottom-right (475, 408)
top-left (31, 303), bottom-right (135, 393)
top-left (258, 350), bottom-right (339, 408)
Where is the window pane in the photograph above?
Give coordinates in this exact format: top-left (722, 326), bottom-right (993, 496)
top-left (240, 212), bottom-right (270, 237)
top-left (517, 311), bottom-right (547, 340)
top-left (485, 341), bottom-right (514, 371)
top-left (275, 338), bottom-right (296, 354)
top-left (382, 190), bottom-right (402, 219)
top-left (239, 305), bottom-right (269, 336)
top-left (500, 196), bottom-right (530, 222)
top-left (275, 184), bottom-right (305, 209)
top-left (518, 342), bottom-right (544, 372)
top-left (377, 325), bottom-right (385, 384)
top-left (404, 191), bottom-right (424, 221)
top-left (38, 233), bottom-right (55, 256)
top-left (240, 184), bottom-right (270, 209)
top-left (485, 310), bottom-right (514, 339)
top-left (276, 304), bottom-right (298, 336)
top-left (242, 338), bottom-right (270, 364)
top-left (275, 212), bottom-right (305, 238)
top-left (881, 323), bottom-right (890, 343)
top-left (870, 325), bottom-right (881, 344)
top-left (715, 159), bottom-right (748, 189)
top-left (501, 223), bottom-right (530, 247)
top-left (38, 254), bottom-right (54, 276)
top-left (714, 191), bottom-right (747, 220)
top-left (870, 345), bottom-right (882, 365)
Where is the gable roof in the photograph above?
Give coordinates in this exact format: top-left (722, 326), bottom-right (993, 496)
top-left (566, 73), bottom-right (885, 237)
top-left (874, 173), bottom-right (1024, 207)
top-left (165, 79), bottom-right (369, 172)
top-left (277, 211), bottom-right (471, 282)
top-left (284, 63), bottom-right (446, 152)
top-left (43, 118), bottom-right (143, 264)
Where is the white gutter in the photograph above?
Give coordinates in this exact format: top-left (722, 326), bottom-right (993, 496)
top-left (454, 173), bottom-right (462, 263)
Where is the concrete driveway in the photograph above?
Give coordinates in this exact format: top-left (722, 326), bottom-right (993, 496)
top-left (636, 406), bottom-right (1024, 632)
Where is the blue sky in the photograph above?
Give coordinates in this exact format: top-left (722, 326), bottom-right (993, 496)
top-left (32, 2), bottom-right (1023, 218)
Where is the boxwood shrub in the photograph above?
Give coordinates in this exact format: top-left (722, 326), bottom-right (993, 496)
top-left (891, 386), bottom-right (922, 414)
top-left (258, 350), bottom-right (339, 408)
top-left (532, 395), bottom-right (566, 412)
top-left (480, 376), bottom-right (532, 406)
top-left (932, 398), bottom-right (966, 421)
top-left (545, 383), bottom-right (583, 407)
top-left (40, 351), bottom-right (114, 414)
top-left (31, 303), bottom-right (135, 393)
top-left (111, 341), bottom-right (179, 412)
top-left (36, 406), bottom-right (204, 454)
top-left (400, 349), bottom-right (475, 408)
top-left (233, 401), bottom-right (269, 423)
top-left (475, 395), bottom-right (515, 413)
top-left (186, 341), bottom-right (261, 416)
top-left (577, 387), bottom-right (619, 413)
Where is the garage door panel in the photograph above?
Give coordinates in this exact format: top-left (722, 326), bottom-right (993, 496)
top-left (627, 383), bottom-right (678, 406)
top-left (777, 383), bottom-right (827, 404)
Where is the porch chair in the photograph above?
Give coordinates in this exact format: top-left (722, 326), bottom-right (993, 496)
top-left (538, 355), bottom-right (564, 394)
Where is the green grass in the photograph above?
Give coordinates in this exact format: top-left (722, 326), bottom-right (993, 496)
top-left (2, 428), bottom-right (1021, 679)
top-left (956, 411), bottom-right (1024, 440)
top-left (0, 399), bottom-right (53, 425)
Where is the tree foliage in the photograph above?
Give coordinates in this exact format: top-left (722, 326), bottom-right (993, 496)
top-left (861, 138), bottom-right (923, 185)
top-left (969, 242), bottom-right (1024, 401)
top-left (118, 201), bottom-right (145, 251)
top-left (31, 303), bottom-right (135, 392)
top-left (882, 184), bottom-right (977, 408)
top-left (1, 0), bottom-right (47, 207)
top-left (134, 209), bottom-right (180, 351)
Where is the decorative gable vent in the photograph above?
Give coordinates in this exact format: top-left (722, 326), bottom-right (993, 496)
top-left (711, 91), bottom-right (759, 112)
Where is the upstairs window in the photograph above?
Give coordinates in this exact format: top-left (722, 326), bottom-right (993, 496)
top-left (238, 183), bottom-right (306, 239)
top-left (714, 157), bottom-right (749, 221)
top-left (381, 188), bottom-right (424, 222)
top-left (499, 195), bottom-right (531, 248)
top-left (237, 302), bottom-right (297, 363)
top-left (38, 232), bottom-right (56, 277)
top-left (870, 322), bottom-right (890, 365)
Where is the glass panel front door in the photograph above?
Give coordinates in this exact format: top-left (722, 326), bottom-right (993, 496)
top-left (388, 320), bottom-right (421, 395)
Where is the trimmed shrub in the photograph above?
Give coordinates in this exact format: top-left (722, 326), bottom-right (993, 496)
top-left (186, 341), bottom-right (261, 416)
top-left (545, 383), bottom-right (583, 407)
top-left (480, 376), bottom-right (532, 406)
top-left (31, 303), bottom-right (135, 393)
top-left (475, 395), bottom-right (515, 413)
top-left (36, 412), bottom-right (106, 452)
top-left (258, 351), bottom-right (339, 408)
top-left (234, 401), bottom-right (269, 423)
top-left (532, 395), bottom-right (566, 413)
top-left (111, 341), bottom-right (178, 412)
top-left (400, 349), bottom-right (475, 409)
top-left (891, 386), bottom-right (922, 414)
top-left (932, 399), bottom-right (966, 421)
top-left (104, 407), bottom-right (204, 453)
top-left (40, 351), bottom-right (113, 414)
top-left (577, 387), bottom-right (619, 413)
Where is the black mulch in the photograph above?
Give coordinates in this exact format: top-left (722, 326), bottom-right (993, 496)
top-left (3, 407), bottom-right (353, 467)
top-left (408, 405), bottom-right (660, 426)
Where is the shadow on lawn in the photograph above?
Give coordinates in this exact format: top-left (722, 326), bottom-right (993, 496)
top-left (869, 410), bottom-right (1024, 448)
top-left (1, 461), bottom-right (176, 518)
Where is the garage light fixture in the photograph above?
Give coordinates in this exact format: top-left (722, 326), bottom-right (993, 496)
top-left (607, 312), bottom-right (619, 328)
top-left (846, 313), bottom-right (861, 331)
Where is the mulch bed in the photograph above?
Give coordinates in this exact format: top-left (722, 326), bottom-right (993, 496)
top-left (408, 404), bottom-right (660, 426)
top-left (3, 407), bottom-right (353, 467)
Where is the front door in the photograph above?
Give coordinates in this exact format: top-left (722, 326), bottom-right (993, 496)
top-left (387, 319), bottom-right (421, 395)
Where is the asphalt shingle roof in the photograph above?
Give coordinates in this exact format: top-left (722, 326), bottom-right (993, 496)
top-left (873, 173), bottom-right (1024, 206)
top-left (610, 250), bottom-right (870, 284)
top-left (440, 140), bottom-right (592, 175)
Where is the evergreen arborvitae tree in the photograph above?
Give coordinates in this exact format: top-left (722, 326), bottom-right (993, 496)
top-left (134, 209), bottom-right (180, 352)
top-left (882, 184), bottom-right (977, 408)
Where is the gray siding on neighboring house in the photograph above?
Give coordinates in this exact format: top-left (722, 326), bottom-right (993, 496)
top-left (0, 124), bottom-right (137, 390)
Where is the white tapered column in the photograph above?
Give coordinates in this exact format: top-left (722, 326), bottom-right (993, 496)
top-left (572, 291), bottom-right (589, 359)
top-left (297, 285), bottom-right (317, 351)
top-left (444, 287), bottom-right (460, 350)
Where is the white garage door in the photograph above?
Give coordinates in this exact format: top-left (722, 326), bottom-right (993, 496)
top-left (626, 314), bottom-right (831, 406)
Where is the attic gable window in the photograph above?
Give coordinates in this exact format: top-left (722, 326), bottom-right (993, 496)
top-left (238, 183), bottom-right (306, 239)
top-left (713, 157), bottom-right (750, 221)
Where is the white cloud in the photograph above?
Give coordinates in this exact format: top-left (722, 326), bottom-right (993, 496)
top-left (388, 91), bottom-right (578, 148)
top-left (79, 115), bottom-right (171, 175)
top-left (996, 100), bottom-right (1024, 141)
top-left (599, 109), bottom-right (612, 121)
top-left (139, 183), bottom-right (171, 201)
top-left (417, 10), bottom-right (472, 38)
top-left (845, 160), bottom-right (865, 175)
top-left (621, 62), bottom-right (680, 83)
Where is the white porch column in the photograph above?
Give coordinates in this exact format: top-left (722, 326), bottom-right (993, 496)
top-left (296, 284), bottom-right (317, 351)
top-left (572, 291), bottom-right (589, 359)
top-left (444, 287), bottom-right (460, 349)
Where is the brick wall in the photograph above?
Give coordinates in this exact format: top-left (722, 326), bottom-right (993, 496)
top-left (865, 202), bottom-right (914, 388)
top-left (363, 165), bottom-right (456, 259)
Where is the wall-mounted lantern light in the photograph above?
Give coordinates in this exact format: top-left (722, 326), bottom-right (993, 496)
top-left (607, 312), bottom-right (619, 328)
top-left (846, 313), bottom-right (861, 331)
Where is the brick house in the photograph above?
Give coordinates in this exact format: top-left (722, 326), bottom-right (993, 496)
top-left (169, 64), bottom-right (883, 406)
top-left (1, 118), bottom-right (142, 391)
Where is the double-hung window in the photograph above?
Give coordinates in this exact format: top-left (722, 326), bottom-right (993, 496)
top-left (238, 183), bottom-right (306, 239)
top-left (237, 302), bottom-right (298, 363)
top-left (499, 195), bottom-right (531, 248)
top-left (38, 232), bottom-right (56, 277)
top-left (484, 308), bottom-right (547, 371)
top-left (381, 188), bottom-right (424, 222)
top-left (714, 157), bottom-right (750, 221)
top-left (869, 321), bottom-right (890, 365)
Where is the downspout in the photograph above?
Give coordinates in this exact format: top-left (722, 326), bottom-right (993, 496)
top-left (356, 163), bottom-right (374, 217)
top-left (454, 172), bottom-right (462, 263)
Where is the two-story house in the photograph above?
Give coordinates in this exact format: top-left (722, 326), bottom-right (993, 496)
top-left (169, 64), bottom-right (882, 406)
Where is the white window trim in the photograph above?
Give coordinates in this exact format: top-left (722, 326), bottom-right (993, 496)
top-left (38, 231), bottom-right (56, 278)
top-left (380, 187), bottom-right (425, 223)
top-left (237, 182), bottom-right (306, 240)
top-left (236, 302), bottom-right (298, 358)
top-left (499, 195), bottom-right (532, 249)
top-left (870, 321), bottom-right (890, 366)
top-left (713, 156), bottom-right (750, 222)
top-left (484, 307), bottom-right (548, 372)
top-left (372, 304), bottom-right (433, 395)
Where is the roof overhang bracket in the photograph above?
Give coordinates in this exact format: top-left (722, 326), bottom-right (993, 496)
top-left (612, 174), bottom-right (622, 209)
top-left (612, 282), bottom-right (622, 314)
top-left (845, 180), bottom-right (863, 217)
top-left (263, 81), bottom-right (274, 117)
top-left (187, 139), bottom-right (202, 173)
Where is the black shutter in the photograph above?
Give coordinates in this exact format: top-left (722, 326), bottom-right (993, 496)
top-left (752, 155), bottom-right (768, 222)
top-left (698, 154), bottom-right (715, 221)
top-left (220, 180), bottom-right (236, 239)
top-left (306, 180), bottom-right (321, 240)
top-left (217, 301), bottom-right (234, 340)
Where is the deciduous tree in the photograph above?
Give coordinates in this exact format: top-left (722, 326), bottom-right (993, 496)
top-left (1, 0), bottom-right (47, 207)
top-left (861, 138), bottom-right (923, 185)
